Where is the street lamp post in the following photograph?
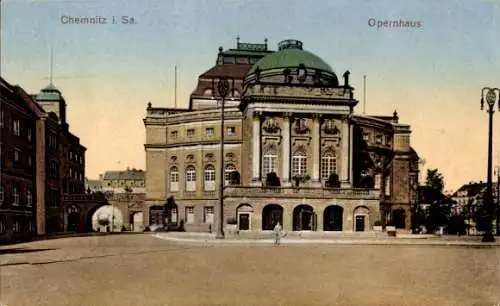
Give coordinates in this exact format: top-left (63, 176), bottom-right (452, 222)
top-left (213, 77), bottom-right (232, 239)
top-left (480, 87), bottom-right (500, 242)
top-left (495, 165), bottom-right (500, 235)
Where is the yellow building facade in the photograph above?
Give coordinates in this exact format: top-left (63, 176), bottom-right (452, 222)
top-left (143, 39), bottom-right (419, 233)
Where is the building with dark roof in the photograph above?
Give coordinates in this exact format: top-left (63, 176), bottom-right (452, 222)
top-left (143, 38), bottom-right (420, 233)
top-left (99, 168), bottom-right (145, 194)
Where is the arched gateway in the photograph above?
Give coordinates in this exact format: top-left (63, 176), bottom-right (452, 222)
top-left (262, 204), bottom-right (283, 230)
top-left (324, 205), bottom-right (343, 231)
top-left (293, 205), bottom-right (315, 231)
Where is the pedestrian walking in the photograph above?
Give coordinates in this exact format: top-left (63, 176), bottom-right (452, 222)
top-left (273, 222), bottom-right (283, 246)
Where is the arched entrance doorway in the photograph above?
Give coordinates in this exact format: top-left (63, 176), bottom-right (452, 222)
top-left (353, 206), bottom-right (370, 232)
top-left (324, 205), bottom-right (343, 231)
top-left (262, 204), bottom-right (283, 230)
top-left (67, 205), bottom-right (82, 232)
top-left (236, 204), bottom-right (253, 231)
top-left (393, 208), bottom-right (406, 229)
top-left (293, 205), bottom-right (315, 231)
top-left (90, 205), bottom-right (124, 232)
top-left (130, 212), bottom-right (144, 232)
top-left (149, 205), bottom-right (164, 226)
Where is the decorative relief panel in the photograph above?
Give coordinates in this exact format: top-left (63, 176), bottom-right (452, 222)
top-left (204, 153), bottom-right (215, 164)
top-left (322, 119), bottom-right (340, 135)
top-left (170, 156), bottom-right (178, 164)
top-left (262, 116), bottom-right (281, 135)
top-left (321, 140), bottom-right (339, 155)
top-left (262, 137), bottom-right (280, 154)
top-left (225, 152), bottom-right (238, 165)
top-left (291, 138), bottom-right (310, 155)
top-left (293, 117), bottom-right (310, 135)
top-left (185, 154), bottom-right (196, 164)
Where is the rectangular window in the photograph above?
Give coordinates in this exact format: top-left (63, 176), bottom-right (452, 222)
top-left (204, 206), bottom-right (214, 224)
top-left (375, 135), bottom-right (383, 144)
top-left (13, 149), bottom-right (20, 163)
top-left (27, 128), bottom-right (32, 141)
top-left (187, 129), bottom-right (195, 137)
top-left (0, 110), bottom-right (3, 128)
top-left (12, 186), bottom-right (20, 206)
top-left (362, 133), bottom-right (370, 142)
top-left (185, 206), bottom-right (195, 224)
top-left (227, 126), bottom-right (236, 136)
top-left (170, 131), bottom-right (178, 139)
top-left (205, 127), bottom-right (214, 137)
top-left (13, 120), bottom-right (20, 136)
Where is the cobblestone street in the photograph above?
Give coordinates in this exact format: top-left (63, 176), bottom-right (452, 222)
top-left (1, 234), bottom-right (499, 306)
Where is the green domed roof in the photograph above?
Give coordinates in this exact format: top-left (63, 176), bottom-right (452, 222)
top-left (248, 40), bottom-right (333, 75)
top-left (35, 83), bottom-right (62, 101)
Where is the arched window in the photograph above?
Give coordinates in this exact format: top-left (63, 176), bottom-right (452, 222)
top-left (26, 189), bottom-right (33, 207)
top-left (262, 152), bottom-right (277, 176)
top-left (321, 152), bottom-right (337, 181)
top-left (225, 164), bottom-right (236, 185)
top-left (185, 166), bottom-right (197, 192)
top-left (169, 167), bottom-right (179, 192)
top-left (12, 186), bottom-right (20, 206)
top-left (204, 164), bottom-right (216, 191)
top-left (291, 151), bottom-right (307, 177)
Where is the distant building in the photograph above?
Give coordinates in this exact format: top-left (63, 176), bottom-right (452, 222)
top-left (85, 178), bottom-right (103, 193)
top-left (451, 181), bottom-right (499, 234)
top-left (100, 168), bottom-right (145, 194)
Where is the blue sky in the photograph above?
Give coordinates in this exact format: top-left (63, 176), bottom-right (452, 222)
top-left (2, 0), bottom-right (500, 191)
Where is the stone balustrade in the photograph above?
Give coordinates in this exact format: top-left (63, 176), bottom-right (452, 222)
top-left (223, 186), bottom-right (380, 199)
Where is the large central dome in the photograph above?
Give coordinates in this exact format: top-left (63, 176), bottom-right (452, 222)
top-left (247, 39), bottom-right (333, 75)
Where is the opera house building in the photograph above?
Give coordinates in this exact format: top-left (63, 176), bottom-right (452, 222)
top-left (143, 38), bottom-right (419, 233)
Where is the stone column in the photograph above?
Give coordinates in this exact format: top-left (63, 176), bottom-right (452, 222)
top-left (311, 115), bottom-right (321, 187)
top-left (251, 112), bottom-right (261, 185)
top-left (36, 117), bottom-right (46, 235)
top-left (281, 113), bottom-right (291, 187)
top-left (340, 117), bottom-right (351, 188)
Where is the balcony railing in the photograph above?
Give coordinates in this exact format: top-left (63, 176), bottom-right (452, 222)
top-left (223, 186), bottom-right (380, 199)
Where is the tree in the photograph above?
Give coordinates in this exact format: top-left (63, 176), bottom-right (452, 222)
top-left (265, 172), bottom-right (281, 187)
top-left (425, 169), bottom-right (444, 193)
top-left (325, 173), bottom-right (341, 188)
top-left (422, 169), bottom-right (451, 233)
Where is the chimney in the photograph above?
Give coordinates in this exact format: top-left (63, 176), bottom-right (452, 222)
top-left (99, 174), bottom-right (103, 181)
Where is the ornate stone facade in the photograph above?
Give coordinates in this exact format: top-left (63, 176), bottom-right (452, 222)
top-left (143, 39), bottom-right (419, 233)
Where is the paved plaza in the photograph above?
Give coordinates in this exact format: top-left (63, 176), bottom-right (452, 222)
top-left (1, 234), bottom-right (499, 306)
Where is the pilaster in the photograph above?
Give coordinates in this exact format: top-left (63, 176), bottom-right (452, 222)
top-left (251, 112), bottom-right (261, 186)
top-left (36, 117), bottom-right (46, 235)
top-left (340, 117), bottom-right (351, 188)
top-left (311, 114), bottom-right (321, 187)
top-left (281, 113), bottom-right (291, 187)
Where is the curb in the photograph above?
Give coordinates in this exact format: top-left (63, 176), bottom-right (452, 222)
top-left (152, 234), bottom-right (500, 247)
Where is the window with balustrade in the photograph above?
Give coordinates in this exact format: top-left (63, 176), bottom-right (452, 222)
top-left (262, 154), bottom-right (277, 176)
top-left (225, 164), bottom-right (236, 185)
top-left (291, 152), bottom-right (307, 177)
top-left (169, 166), bottom-right (179, 192)
top-left (204, 164), bottom-right (216, 191)
top-left (185, 166), bottom-right (197, 192)
top-left (321, 153), bottom-right (337, 181)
